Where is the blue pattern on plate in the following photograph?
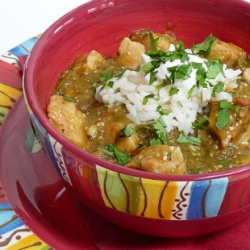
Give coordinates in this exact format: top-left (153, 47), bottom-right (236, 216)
top-left (0, 202), bottom-right (24, 235)
top-left (9, 37), bottom-right (38, 56)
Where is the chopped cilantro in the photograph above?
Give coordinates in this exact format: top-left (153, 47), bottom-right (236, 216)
top-left (151, 117), bottom-right (168, 145)
top-left (216, 109), bottom-right (230, 131)
top-left (99, 71), bottom-right (115, 88)
top-left (63, 96), bottom-right (76, 103)
top-left (169, 87), bottom-right (179, 96)
top-left (97, 144), bottom-right (130, 166)
top-left (215, 100), bottom-right (239, 130)
top-left (173, 41), bottom-right (189, 62)
top-left (107, 81), bottom-right (114, 88)
top-left (143, 93), bottom-right (155, 105)
top-left (121, 124), bottom-right (134, 137)
top-left (150, 137), bottom-right (163, 146)
top-left (149, 31), bottom-right (159, 53)
top-left (100, 71), bottom-right (114, 83)
top-left (175, 64), bottom-right (192, 80)
top-left (219, 99), bottom-right (234, 109)
top-left (206, 59), bottom-right (225, 79)
top-left (156, 106), bottom-right (170, 115)
top-left (149, 70), bottom-right (158, 84)
top-left (141, 62), bottom-right (157, 74)
top-left (188, 85), bottom-right (196, 99)
top-left (219, 160), bottom-right (227, 166)
top-left (192, 116), bottom-right (209, 130)
top-left (212, 81), bottom-right (224, 97)
top-left (192, 34), bottom-right (217, 57)
top-left (176, 131), bottom-right (201, 146)
top-left (156, 76), bottom-right (172, 89)
top-left (116, 70), bottom-right (126, 79)
top-left (192, 62), bottom-right (207, 87)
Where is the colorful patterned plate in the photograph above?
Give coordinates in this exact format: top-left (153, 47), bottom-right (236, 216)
top-left (0, 38), bottom-right (250, 250)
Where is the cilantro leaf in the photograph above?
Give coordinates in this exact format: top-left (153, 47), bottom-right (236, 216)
top-left (97, 144), bottom-right (130, 166)
top-left (156, 106), bottom-right (170, 115)
top-left (206, 59), bottom-right (225, 79)
top-left (192, 34), bottom-right (217, 57)
top-left (216, 100), bottom-right (235, 130)
top-left (216, 108), bottom-right (230, 131)
top-left (63, 96), bottom-right (76, 103)
top-left (188, 85), bottom-right (196, 99)
top-left (99, 72), bottom-right (115, 88)
top-left (100, 71), bottom-right (114, 83)
top-left (219, 99), bottom-right (233, 109)
top-left (143, 93), bottom-right (155, 105)
top-left (192, 116), bottom-right (209, 130)
top-left (141, 62), bottom-right (156, 74)
top-left (175, 64), bottom-right (192, 80)
top-left (156, 76), bottom-right (172, 89)
top-left (212, 81), bottom-right (224, 97)
top-left (149, 32), bottom-right (159, 53)
top-left (192, 62), bottom-right (207, 87)
top-left (176, 131), bottom-right (201, 146)
top-left (121, 124), bottom-right (134, 137)
top-left (169, 87), bottom-right (179, 96)
top-left (149, 71), bottom-right (158, 84)
top-left (173, 41), bottom-right (189, 62)
top-left (151, 117), bottom-right (168, 145)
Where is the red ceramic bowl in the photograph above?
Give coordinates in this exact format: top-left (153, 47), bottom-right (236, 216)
top-left (23, 0), bottom-right (250, 237)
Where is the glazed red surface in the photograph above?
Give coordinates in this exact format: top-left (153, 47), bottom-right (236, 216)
top-left (0, 97), bottom-right (249, 249)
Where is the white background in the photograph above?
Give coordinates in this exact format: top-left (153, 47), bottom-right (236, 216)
top-left (0, 0), bottom-right (88, 55)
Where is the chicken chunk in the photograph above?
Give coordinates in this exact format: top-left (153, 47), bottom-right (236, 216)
top-left (130, 29), bottom-right (176, 52)
top-left (47, 95), bottom-right (88, 148)
top-left (115, 133), bottom-right (139, 153)
top-left (85, 50), bottom-right (104, 70)
top-left (105, 121), bottom-right (125, 142)
top-left (242, 68), bottom-right (250, 84)
top-left (206, 39), bottom-right (246, 68)
top-left (115, 37), bottom-right (146, 70)
top-left (126, 145), bottom-right (187, 174)
top-left (208, 101), bottom-right (250, 148)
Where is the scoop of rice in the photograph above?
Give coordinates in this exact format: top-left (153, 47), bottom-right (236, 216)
top-left (95, 45), bottom-right (241, 135)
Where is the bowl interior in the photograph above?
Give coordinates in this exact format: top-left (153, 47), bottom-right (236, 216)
top-left (23, 0), bottom-right (250, 180)
top-left (25, 0), bottom-right (250, 111)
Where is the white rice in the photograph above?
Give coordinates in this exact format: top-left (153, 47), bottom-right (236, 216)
top-left (95, 45), bottom-right (242, 135)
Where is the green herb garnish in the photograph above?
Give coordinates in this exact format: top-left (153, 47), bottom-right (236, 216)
top-left (188, 85), bottom-right (196, 99)
top-left (176, 131), bottom-right (201, 146)
top-left (99, 71), bottom-right (114, 88)
top-left (169, 87), bottom-right (179, 96)
top-left (150, 117), bottom-right (168, 145)
top-left (156, 106), bottom-right (170, 115)
top-left (63, 96), bottom-right (76, 103)
top-left (175, 64), bottom-right (192, 80)
top-left (212, 81), bottom-right (224, 97)
top-left (143, 93), bottom-right (155, 105)
top-left (192, 116), bottom-right (209, 130)
top-left (121, 124), bottom-right (134, 137)
top-left (192, 34), bottom-right (217, 57)
top-left (192, 62), bottom-right (207, 87)
top-left (219, 160), bottom-right (227, 166)
top-left (206, 59), bottom-right (225, 79)
top-left (216, 100), bottom-right (239, 130)
top-left (97, 144), bottom-right (130, 166)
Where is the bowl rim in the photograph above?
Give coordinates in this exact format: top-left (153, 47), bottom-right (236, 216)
top-left (23, 0), bottom-right (250, 182)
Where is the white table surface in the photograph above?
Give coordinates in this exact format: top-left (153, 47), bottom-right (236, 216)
top-left (0, 0), bottom-right (88, 55)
